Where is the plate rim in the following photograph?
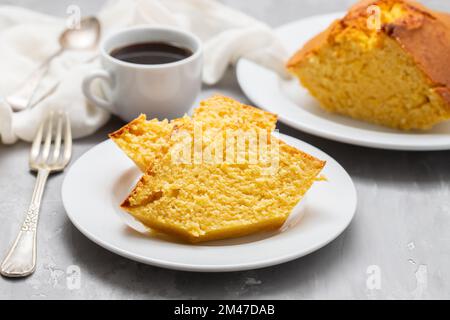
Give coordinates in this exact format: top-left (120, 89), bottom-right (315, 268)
top-left (62, 135), bottom-right (357, 272)
top-left (236, 12), bottom-right (450, 151)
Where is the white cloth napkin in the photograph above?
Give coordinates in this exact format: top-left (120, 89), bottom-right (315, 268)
top-left (0, 0), bottom-right (290, 144)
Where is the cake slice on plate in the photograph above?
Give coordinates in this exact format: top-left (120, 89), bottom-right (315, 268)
top-left (287, 0), bottom-right (450, 130)
top-left (109, 95), bottom-right (277, 172)
top-left (121, 120), bottom-right (325, 243)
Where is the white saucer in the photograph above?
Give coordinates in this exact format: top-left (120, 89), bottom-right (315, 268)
top-left (61, 134), bottom-right (356, 272)
top-left (237, 13), bottom-right (450, 151)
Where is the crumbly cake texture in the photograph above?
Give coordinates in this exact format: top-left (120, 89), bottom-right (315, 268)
top-left (109, 95), bottom-right (278, 172)
top-left (121, 120), bottom-right (326, 243)
top-left (286, 0), bottom-right (450, 130)
top-left (109, 115), bottom-right (189, 171)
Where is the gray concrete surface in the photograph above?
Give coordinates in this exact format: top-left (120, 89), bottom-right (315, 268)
top-left (1, 0), bottom-right (450, 299)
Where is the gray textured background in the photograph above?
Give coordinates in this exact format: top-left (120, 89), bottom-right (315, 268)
top-left (1, 0), bottom-right (450, 299)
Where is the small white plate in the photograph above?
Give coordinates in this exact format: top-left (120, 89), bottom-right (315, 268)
top-left (62, 134), bottom-right (356, 272)
top-left (237, 13), bottom-right (450, 151)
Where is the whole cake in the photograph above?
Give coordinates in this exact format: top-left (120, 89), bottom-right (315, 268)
top-left (287, 0), bottom-right (450, 130)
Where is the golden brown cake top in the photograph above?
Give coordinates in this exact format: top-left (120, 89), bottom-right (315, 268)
top-left (287, 0), bottom-right (450, 104)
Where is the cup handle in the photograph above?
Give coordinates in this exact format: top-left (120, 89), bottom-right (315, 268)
top-left (82, 70), bottom-right (114, 112)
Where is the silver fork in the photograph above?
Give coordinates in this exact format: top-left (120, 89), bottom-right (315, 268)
top-left (0, 112), bottom-right (72, 277)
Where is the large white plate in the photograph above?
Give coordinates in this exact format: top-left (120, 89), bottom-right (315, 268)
top-left (62, 134), bottom-right (356, 272)
top-left (237, 13), bottom-right (450, 151)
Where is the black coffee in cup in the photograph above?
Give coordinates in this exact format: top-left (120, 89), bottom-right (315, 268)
top-left (110, 42), bottom-right (193, 65)
top-left (83, 26), bottom-right (202, 122)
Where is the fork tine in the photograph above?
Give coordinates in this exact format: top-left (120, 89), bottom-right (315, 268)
top-left (41, 112), bottom-right (54, 164)
top-left (30, 117), bottom-right (45, 163)
top-left (62, 112), bottom-right (72, 165)
top-left (51, 112), bottom-right (63, 164)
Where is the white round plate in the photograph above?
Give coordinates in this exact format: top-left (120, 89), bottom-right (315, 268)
top-left (62, 134), bottom-right (356, 272)
top-left (237, 13), bottom-right (450, 151)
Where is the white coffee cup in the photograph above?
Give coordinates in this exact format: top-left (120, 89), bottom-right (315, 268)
top-left (82, 26), bottom-right (202, 122)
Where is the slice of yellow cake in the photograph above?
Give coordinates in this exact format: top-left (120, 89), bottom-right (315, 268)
top-left (287, 0), bottom-right (450, 130)
top-left (121, 120), bottom-right (325, 243)
top-left (109, 95), bottom-right (277, 172)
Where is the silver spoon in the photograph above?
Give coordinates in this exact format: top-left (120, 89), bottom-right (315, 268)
top-left (6, 17), bottom-right (101, 111)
